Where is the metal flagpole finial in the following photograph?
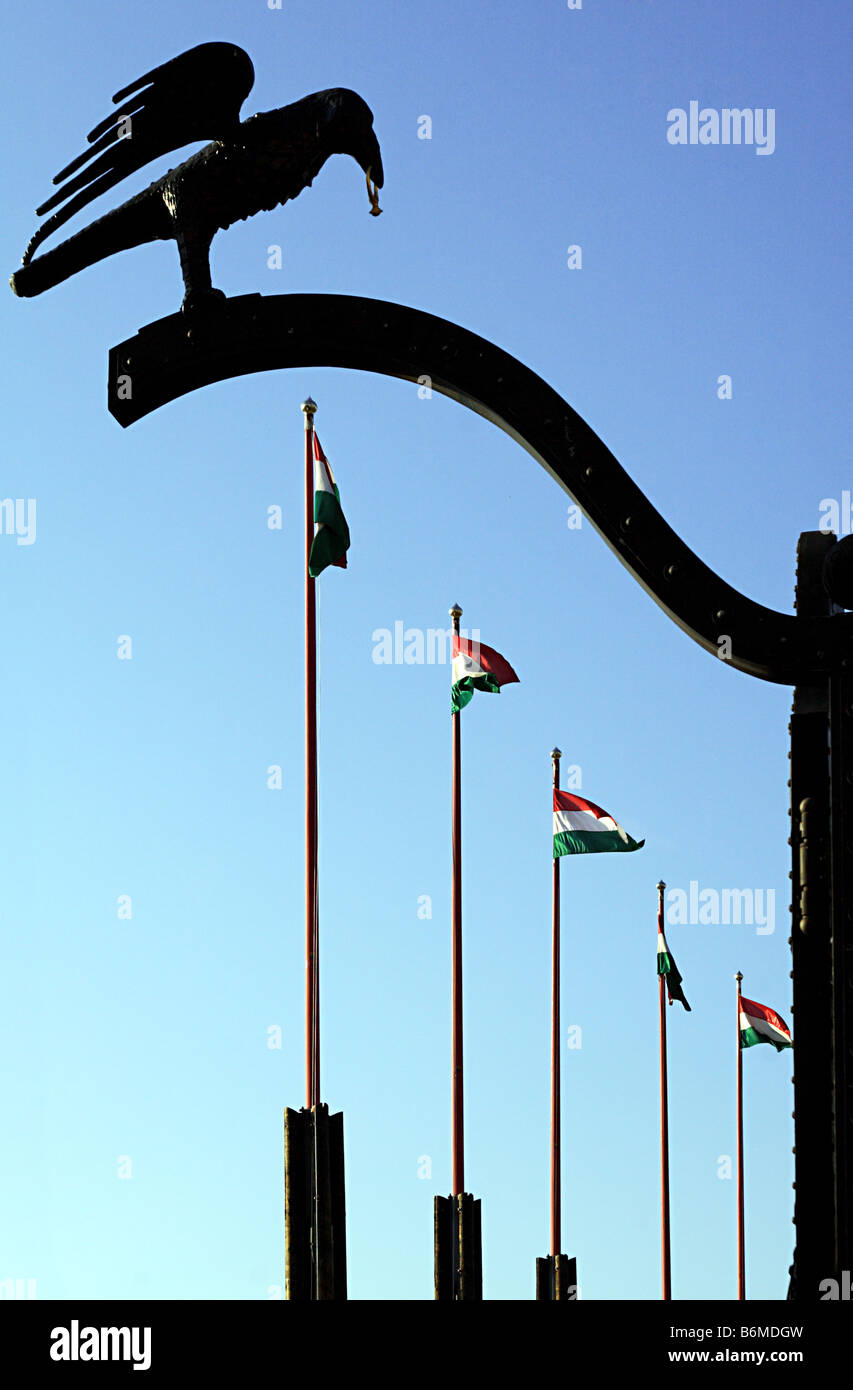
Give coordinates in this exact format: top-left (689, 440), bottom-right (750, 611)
top-left (449, 602), bottom-right (463, 620)
top-left (735, 971), bottom-right (743, 990)
top-left (551, 747), bottom-right (562, 761)
top-left (301, 396), bottom-right (317, 421)
top-left (657, 880), bottom-right (666, 893)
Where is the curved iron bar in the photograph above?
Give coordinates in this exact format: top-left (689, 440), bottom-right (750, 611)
top-left (108, 292), bottom-right (851, 684)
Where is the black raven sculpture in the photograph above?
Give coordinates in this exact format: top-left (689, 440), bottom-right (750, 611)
top-left (9, 42), bottom-right (384, 309)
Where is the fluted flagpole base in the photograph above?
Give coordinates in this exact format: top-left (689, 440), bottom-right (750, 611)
top-left (434, 1193), bottom-right (483, 1300)
top-left (535, 1253), bottom-right (578, 1300)
top-left (284, 1103), bottom-right (347, 1300)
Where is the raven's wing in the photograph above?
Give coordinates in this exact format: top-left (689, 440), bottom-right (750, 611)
top-left (24, 43), bottom-right (254, 261)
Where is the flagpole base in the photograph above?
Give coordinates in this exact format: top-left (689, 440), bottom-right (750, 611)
top-left (284, 1103), bottom-right (347, 1300)
top-left (434, 1193), bottom-right (483, 1300)
top-left (535, 1254), bottom-right (578, 1300)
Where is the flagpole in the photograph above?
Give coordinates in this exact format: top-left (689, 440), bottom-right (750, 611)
top-left (550, 748), bottom-right (562, 1259)
top-left (658, 880), bottom-right (672, 1301)
top-left (302, 396), bottom-right (319, 1111)
top-left (736, 970), bottom-right (745, 1300)
top-left (450, 602), bottom-right (464, 1196)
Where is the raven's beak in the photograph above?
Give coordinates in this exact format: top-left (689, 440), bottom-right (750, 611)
top-left (359, 127), bottom-right (383, 216)
top-left (357, 129), bottom-right (384, 189)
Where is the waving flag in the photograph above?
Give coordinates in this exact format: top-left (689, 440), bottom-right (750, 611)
top-left (657, 926), bottom-right (691, 1010)
top-left (739, 996), bottom-right (792, 1051)
top-left (451, 635), bottom-right (519, 713)
top-left (553, 789), bottom-right (644, 857)
top-left (308, 433), bottom-right (350, 577)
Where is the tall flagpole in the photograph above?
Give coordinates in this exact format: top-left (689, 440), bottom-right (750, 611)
top-left (434, 602), bottom-right (484, 1299)
top-left (550, 748), bottom-right (562, 1258)
top-left (658, 880), bottom-right (672, 1301)
top-left (283, 398), bottom-right (347, 1302)
top-left (736, 970), bottom-right (745, 1300)
top-left (450, 602), bottom-right (464, 1196)
top-left (302, 396), bottom-right (319, 1111)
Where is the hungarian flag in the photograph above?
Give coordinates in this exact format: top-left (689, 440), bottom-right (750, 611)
top-left (657, 926), bottom-right (691, 1010)
top-left (308, 434), bottom-right (350, 578)
top-left (553, 789), bottom-right (644, 857)
top-left (739, 996), bottom-right (792, 1052)
top-left (451, 635), bottom-right (519, 713)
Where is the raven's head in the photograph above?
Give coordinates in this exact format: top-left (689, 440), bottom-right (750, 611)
top-left (317, 88), bottom-right (384, 214)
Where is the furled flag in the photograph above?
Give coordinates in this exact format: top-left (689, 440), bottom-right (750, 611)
top-left (739, 996), bottom-right (792, 1052)
top-left (451, 635), bottom-right (519, 713)
top-left (657, 925), bottom-right (691, 1011)
top-left (553, 789), bottom-right (645, 857)
top-left (308, 434), bottom-right (350, 577)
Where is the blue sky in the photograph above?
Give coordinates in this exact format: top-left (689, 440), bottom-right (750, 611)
top-left (1, 0), bottom-right (851, 1301)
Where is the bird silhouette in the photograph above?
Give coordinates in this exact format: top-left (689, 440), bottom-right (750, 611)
top-left (9, 42), bottom-right (384, 310)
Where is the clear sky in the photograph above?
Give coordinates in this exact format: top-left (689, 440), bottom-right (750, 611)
top-left (1, 0), bottom-right (851, 1302)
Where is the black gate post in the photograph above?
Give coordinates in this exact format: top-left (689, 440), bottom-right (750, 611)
top-left (789, 532), bottom-right (835, 1298)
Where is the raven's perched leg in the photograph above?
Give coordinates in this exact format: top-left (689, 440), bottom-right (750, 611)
top-left (168, 184), bottom-right (224, 311)
top-left (175, 224), bottom-right (224, 311)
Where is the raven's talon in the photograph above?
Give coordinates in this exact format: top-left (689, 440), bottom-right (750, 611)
top-left (181, 288), bottom-right (227, 315)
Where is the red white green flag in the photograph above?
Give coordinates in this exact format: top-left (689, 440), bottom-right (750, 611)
top-left (739, 996), bottom-right (792, 1051)
top-left (308, 434), bottom-right (350, 578)
top-left (657, 926), bottom-right (690, 1010)
top-left (553, 789), bottom-right (645, 857)
top-left (451, 635), bottom-right (519, 713)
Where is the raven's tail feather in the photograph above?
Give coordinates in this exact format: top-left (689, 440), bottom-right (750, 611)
top-left (10, 196), bottom-right (170, 298)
